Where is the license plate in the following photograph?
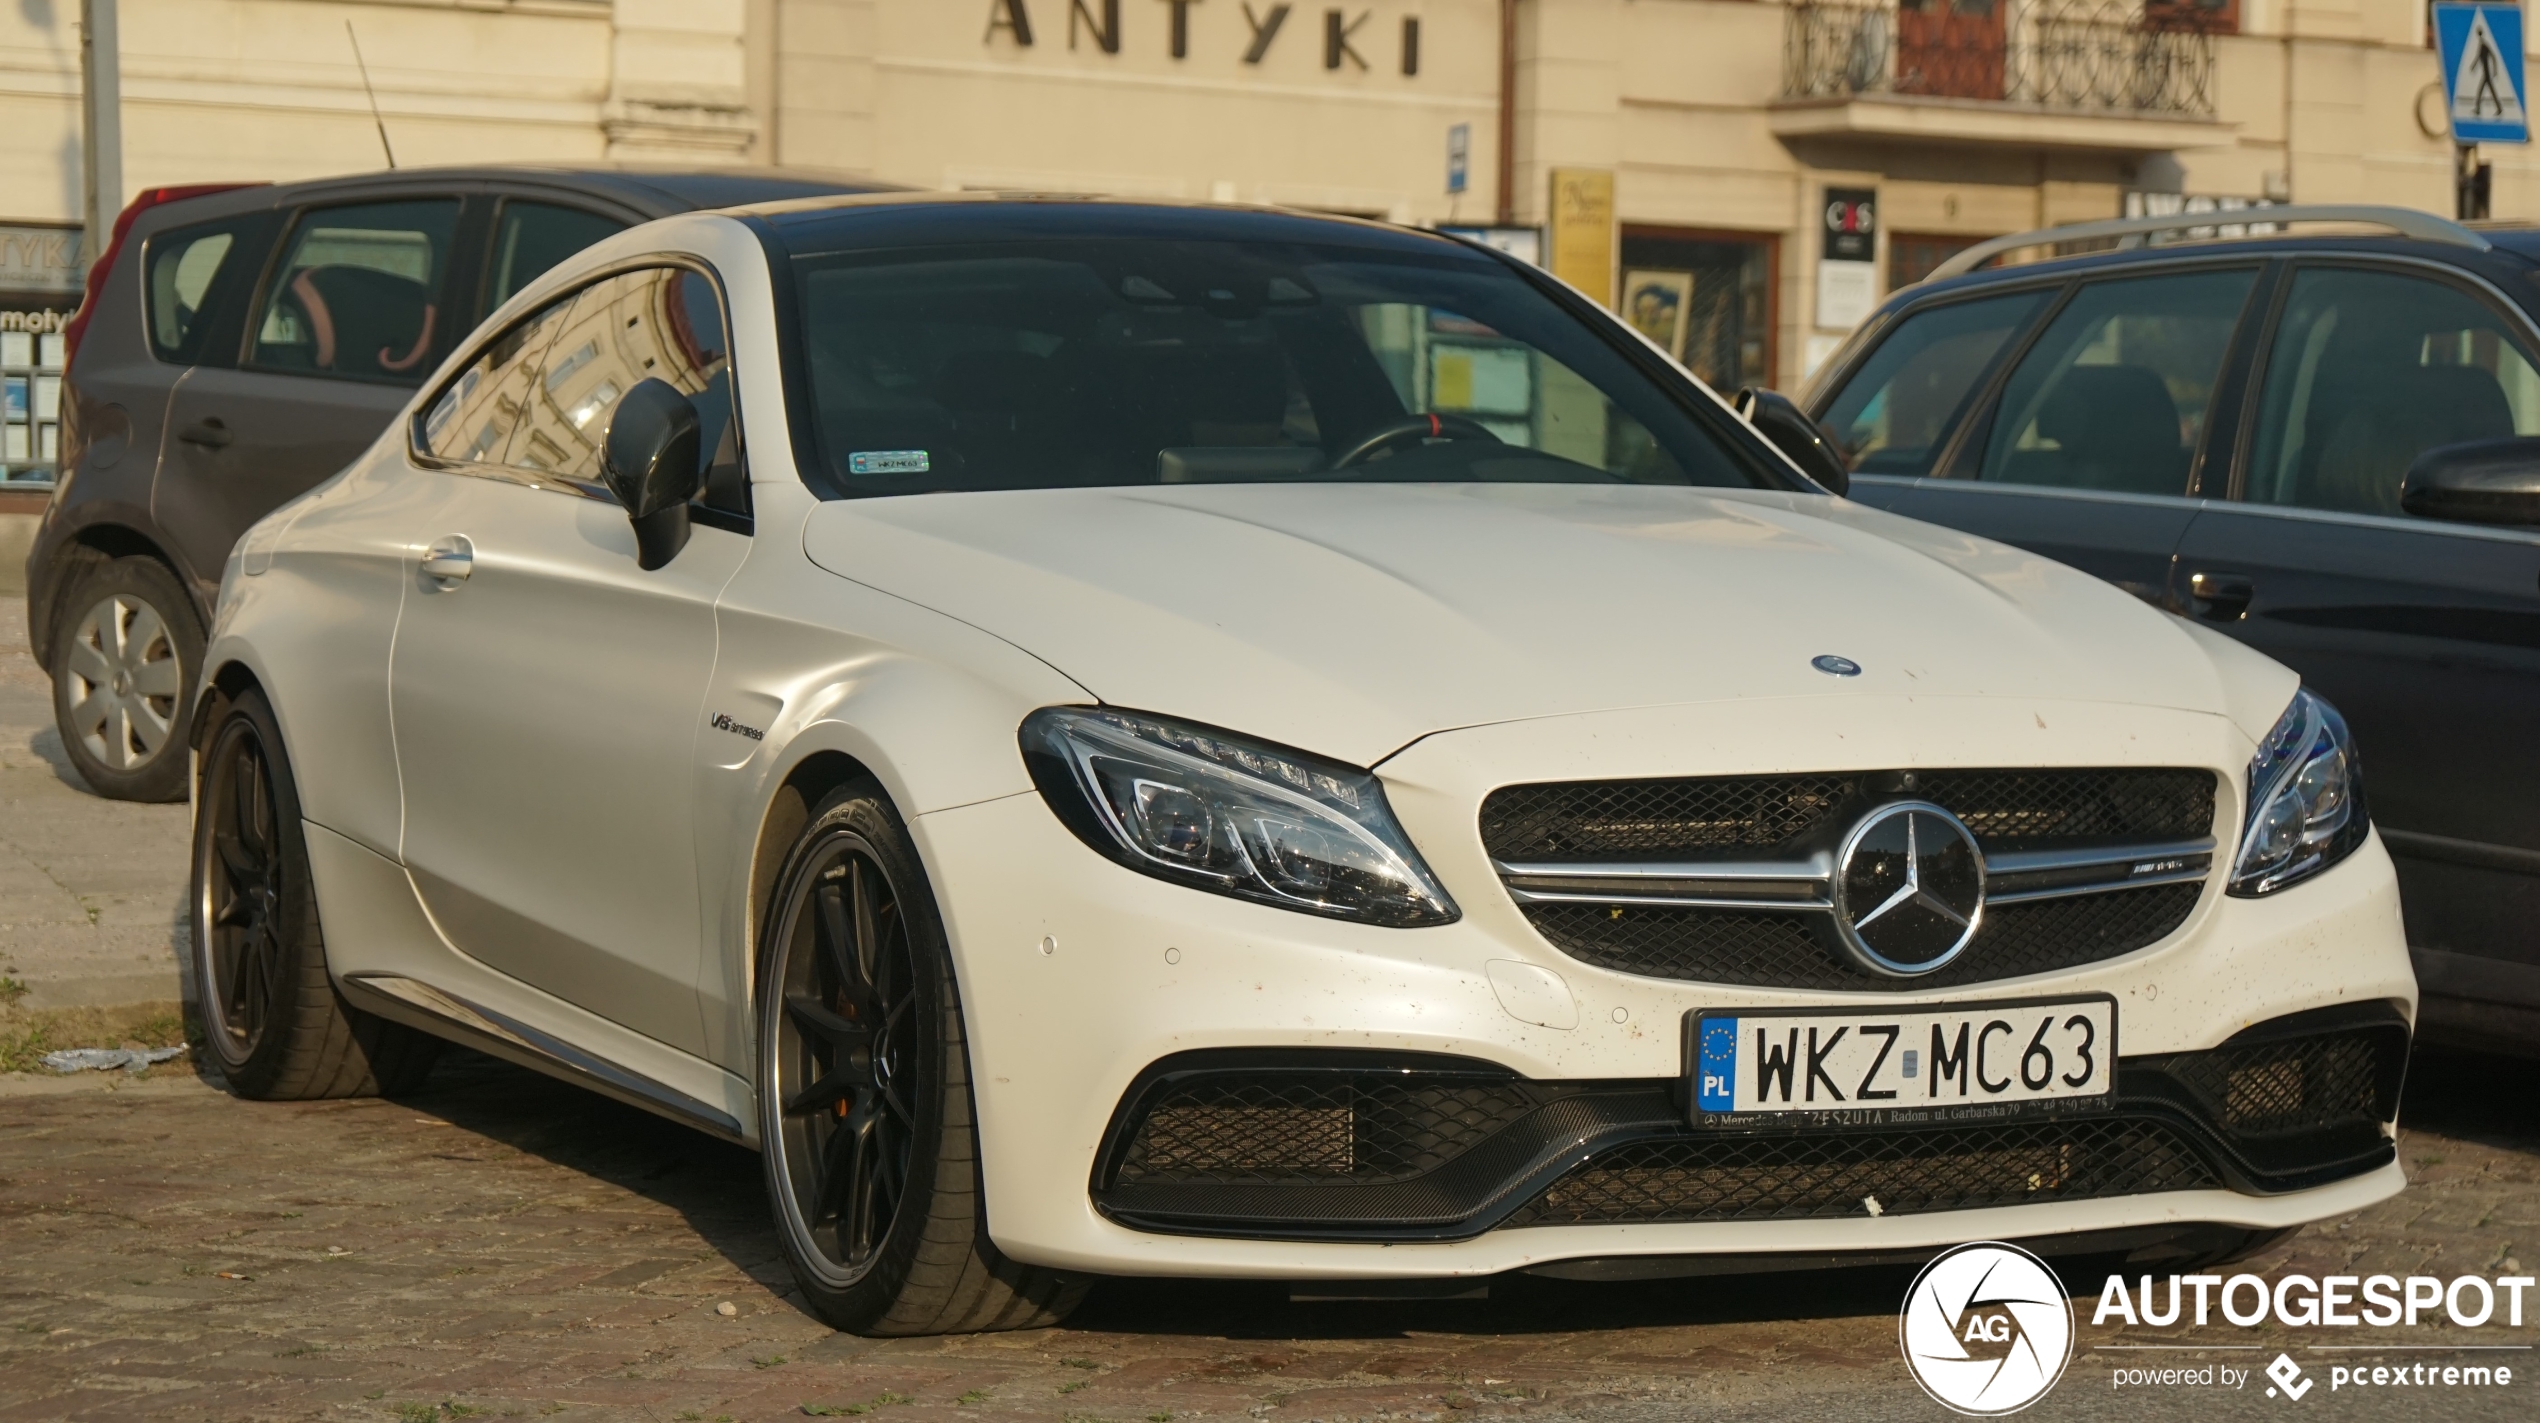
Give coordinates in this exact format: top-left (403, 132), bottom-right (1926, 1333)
top-left (1688, 996), bottom-right (2117, 1129)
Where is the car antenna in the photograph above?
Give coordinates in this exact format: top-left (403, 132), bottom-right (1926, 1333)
top-left (345, 21), bottom-right (397, 169)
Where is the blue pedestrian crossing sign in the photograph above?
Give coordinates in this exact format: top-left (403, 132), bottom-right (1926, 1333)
top-left (2436, 3), bottom-right (2529, 144)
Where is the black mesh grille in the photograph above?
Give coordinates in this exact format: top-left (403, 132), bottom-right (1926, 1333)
top-left (1521, 881), bottom-right (2202, 990)
top-left (1480, 775), bottom-right (1859, 859)
top-left (1913, 769), bottom-right (2217, 850)
top-left (1114, 1074), bottom-right (1540, 1186)
top-left (2162, 1031), bottom-right (2387, 1138)
top-left (1481, 768), bottom-right (2216, 862)
top-left (1504, 1118), bottom-right (2219, 1226)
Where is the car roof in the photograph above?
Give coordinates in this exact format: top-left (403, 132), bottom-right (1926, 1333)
top-left (1887, 228), bottom-right (2540, 313)
top-left (142, 163), bottom-right (896, 226)
top-left (737, 191), bottom-right (1482, 259)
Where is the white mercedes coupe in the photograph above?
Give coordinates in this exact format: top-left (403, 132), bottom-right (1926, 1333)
top-left (190, 196), bottom-right (2415, 1336)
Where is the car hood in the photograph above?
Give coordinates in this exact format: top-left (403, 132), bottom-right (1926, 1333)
top-left (801, 482), bottom-right (2285, 767)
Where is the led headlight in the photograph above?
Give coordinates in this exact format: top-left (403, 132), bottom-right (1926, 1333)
top-left (2228, 688), bottom-right (2368, 897)
top-left (1021, 707), bottom-right (1458, 927)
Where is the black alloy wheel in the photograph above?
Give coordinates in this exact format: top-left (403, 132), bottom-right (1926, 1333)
top-left (201, 714), bottom-right (287, 1063)
top-left (190, 687), bottom-right (440, 1099)
top-left (757, 783), bottom-right (1087, 1335)
top-left (771, 833), bottom-right (924, 1277)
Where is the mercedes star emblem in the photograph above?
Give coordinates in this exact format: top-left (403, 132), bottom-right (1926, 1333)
top-left (1833, 801), bottom-right (1986, 976)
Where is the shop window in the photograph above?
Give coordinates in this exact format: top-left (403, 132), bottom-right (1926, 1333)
top-left (1, 314), bottom-right (67, 485)
top-left (1618, 230), bottom-right (1775, 392)
top-left (1887, 233), bottom-right (1992, 292)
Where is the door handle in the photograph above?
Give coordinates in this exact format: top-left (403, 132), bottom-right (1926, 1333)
top-left (2187, 570), bottom-right (2255, 621)
top-left (420, 534), bottom-right (474, 584)
top-left (176, 418), bottom-right (231, 449)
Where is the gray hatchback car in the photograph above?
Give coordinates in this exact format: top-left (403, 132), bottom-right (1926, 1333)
top-left (26, 165), bottom-right (877, 801)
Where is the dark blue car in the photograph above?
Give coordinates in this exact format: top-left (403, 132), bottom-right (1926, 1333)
top-left (1780, 205), bottom-right (2540, 1056)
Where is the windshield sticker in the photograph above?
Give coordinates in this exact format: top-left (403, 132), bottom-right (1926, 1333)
top-left (848, 450), bottom-right (930, 476)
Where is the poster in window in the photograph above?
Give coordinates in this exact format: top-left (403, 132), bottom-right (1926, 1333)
top-left (1621, 270), bottom-right (1694, 359)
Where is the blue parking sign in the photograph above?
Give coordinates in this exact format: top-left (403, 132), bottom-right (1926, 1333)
top-left (2436, 3), bottom-right (2530, 144)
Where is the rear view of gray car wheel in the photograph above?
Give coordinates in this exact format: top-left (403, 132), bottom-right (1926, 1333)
top-left (191, 686), bottom-right (441, 1099)
top-left (758, 783), bottom-right (1089, 1336)
top-left (50, 557), bottom-right (203, 802)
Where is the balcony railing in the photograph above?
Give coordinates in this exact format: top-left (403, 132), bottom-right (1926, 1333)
top-left (1783, 0), bottom-right (2219, 120)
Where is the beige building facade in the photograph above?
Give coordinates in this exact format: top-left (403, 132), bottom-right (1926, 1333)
top-left (0, 0), bottom-right (2533, 403)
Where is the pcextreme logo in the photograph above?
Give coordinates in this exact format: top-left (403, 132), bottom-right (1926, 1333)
top-left (1900, 1242), bottom-right (2077, 1414)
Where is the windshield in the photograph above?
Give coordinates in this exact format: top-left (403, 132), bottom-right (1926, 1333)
top-left (788, 239), bottom-right (1774, 496)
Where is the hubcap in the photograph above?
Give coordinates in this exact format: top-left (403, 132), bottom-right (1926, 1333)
top-left (767, 836), bottom-right (922, 1284)
top-left (199, 723), bottom-right (285, 1062)
top-left (64, 593), bottom-right (181, 770)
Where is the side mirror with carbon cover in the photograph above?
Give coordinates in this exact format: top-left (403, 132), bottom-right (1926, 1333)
top-left (600, 377), bottom-right (703, 570)
top-left (1734, 386), bottom-right (1851, 498)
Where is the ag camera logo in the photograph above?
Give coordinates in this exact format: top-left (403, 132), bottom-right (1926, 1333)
top-left (1901, 1242), bottom-right (2076, 1414)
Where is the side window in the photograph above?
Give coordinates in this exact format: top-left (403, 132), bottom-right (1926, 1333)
top-left (484, 201), bottom-right (628, 316)
top-left (417, 297), bottom-right (576, 466)
top-left (1974, 268), bottom-right (2257, 496)
top-left (2246, 267), bottom-right (2540, 518)
top-left (145, 218), bottom-right (257, 364)
top-left (249, 199), bottom-right (461, 384)
top-left (1818, 291), bottom-right (2046, 476)
top-left (511, 266), bottom-right (745, 513)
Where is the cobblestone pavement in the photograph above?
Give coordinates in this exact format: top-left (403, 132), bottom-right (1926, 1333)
top-left (0, 1046), bottom-right (2533, 1423)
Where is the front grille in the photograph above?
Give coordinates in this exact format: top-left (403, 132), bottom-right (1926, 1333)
top-left (1485, 767), bottom-right (2217, 989)
top-left (1481, 768), bottom-right (2216, 862)
top-left (1481, 775), bottom-right (1858, 859)
top-left (1502, 1118), bottom-right (2218, 1226)
top-left (1114, 1073), bottom-right (1539, 1186)
top-left (1908, 769), bottom-right (2217, 850)
top-left (1523, 881), bottom-right (2202, 991)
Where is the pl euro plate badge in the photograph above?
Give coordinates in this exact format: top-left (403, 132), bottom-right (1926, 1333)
top-left (1689, 996), bottom-right (2117, 1129)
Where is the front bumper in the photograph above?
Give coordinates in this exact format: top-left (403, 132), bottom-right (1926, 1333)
top-left (911, 698), bottom-right (2415, 1278)
top-left (1091, 1002), bottom-right (2406, 1242)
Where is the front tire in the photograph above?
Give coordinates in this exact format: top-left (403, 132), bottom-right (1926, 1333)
top-left (191, 686), bottom-right (440, 1098)
top-left (757, 782), bottom-right (1087, 1335)
top-left (51, 556), bottom-right (203, 802)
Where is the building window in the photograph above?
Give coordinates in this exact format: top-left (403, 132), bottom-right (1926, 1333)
top-left (1, 310), bottom-right (67, 485)
top-left (1887, 233), bottom-right (1992, 290)
top-left (1619, 230), bottom-right (1777, 392)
